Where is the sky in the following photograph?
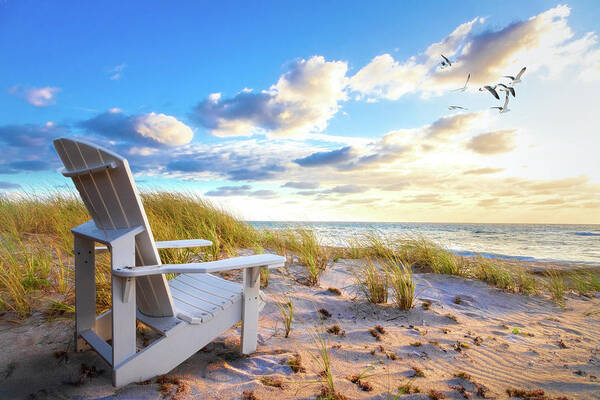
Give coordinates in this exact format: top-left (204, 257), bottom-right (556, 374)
top-left (1, 1), bottom-right (599, 223)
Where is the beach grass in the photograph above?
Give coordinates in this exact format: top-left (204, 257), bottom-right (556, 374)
top-left (1, 192), bottom-right (598, 319)
top-left (354, 258), bottom-right (389, 304)
top-left (384, 257), bottom-right (415, 310)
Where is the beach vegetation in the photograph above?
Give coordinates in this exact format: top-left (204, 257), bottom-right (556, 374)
top-left (384, 256), bottom-right (415, 310)
top-left (354, 258), bottom-right (388, 304)
top-left (545, 270), bottom-right (566, 305)
top-left (276, 296), bottom-right (294, 338)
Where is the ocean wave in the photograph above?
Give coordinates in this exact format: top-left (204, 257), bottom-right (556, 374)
top-left (573, 232), bottom-right (600, 236)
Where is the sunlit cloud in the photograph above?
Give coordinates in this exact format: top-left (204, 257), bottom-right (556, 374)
top-left (80, 110), bottom-right (194, 146)
top-left (192, 56), bottom-right (348, 138)
top-left (466, 129), bottom-right (516, 154)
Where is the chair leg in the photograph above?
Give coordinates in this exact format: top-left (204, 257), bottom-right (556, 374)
top-left (74, 235), bottom-right (96, 352)
top-left (241, 267), bottom-right (261, 354)
top-left (110, 236), bottom-right (137, 379)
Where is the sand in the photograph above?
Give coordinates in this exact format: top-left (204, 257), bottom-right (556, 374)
top-left (1, 258), bottom-right (599, 399)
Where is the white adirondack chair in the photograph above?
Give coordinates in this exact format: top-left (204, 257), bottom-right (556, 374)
top-left (53, 137), bottom-right (285, 387)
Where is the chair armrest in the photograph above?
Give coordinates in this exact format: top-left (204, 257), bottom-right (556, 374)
top-left (96, 238), bottom-right (213, 254)
top-left (112, 254), bottom-right (285, 277)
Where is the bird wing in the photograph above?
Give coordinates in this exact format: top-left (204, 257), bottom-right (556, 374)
top-left (441, 54), bottom-right (450, 64)
top-left (503, 75), bottom-right (515, 80)
top-left (509, 87), bottom-right (515, 97)
top-left (486, 86), bottom-right (500, 100)
top-left (516, 67), bottom-right (526, 79)
top-left (503, 93), bottom-right (510, 108)
top-left (490, 107), bottom-right (502, 109)
top-left (464, 73), bottom-right (470, 87)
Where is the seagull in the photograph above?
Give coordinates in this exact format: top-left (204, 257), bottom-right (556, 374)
top-left (452, 73), bottom-right (470, 92)
top-left (491, 93), bottom-right (510, 114)
top-left (504, 67), bottom-right (526, 85)
top-left (448, 105), bottom-right (468, 110)
top-left (497, 83), bottom-right (515, 97)
top-left (479, 85), bottom-right (500, 100)
top-left (440, 54), bottom-right (452, 68)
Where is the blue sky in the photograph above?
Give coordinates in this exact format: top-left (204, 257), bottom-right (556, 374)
top-left (1, 1), bottom-right (599, 223)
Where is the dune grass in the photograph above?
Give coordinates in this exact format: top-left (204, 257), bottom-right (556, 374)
top-left (354, 258), bottom-right (388, 304)
top-left (0, 192), bottom-right (265, 318)
top-left (0, 192), bottom-right (597, 319)
top-left (276, 296), bottom-right (294, 338)
top-left (384, 256), bottom-right (415, 310)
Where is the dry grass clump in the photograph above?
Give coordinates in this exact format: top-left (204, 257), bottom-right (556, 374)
top-left (397, 381), bottom-right (421, 395)
top-left (454, 371), bottom-right (472, 381)
top-left (411, 366), bottom-right (425, 377)
top-left (318, 308), bottom-right (332, 319)
top-left (327, 325), bottom-right (345, 336)
top-left (242, 390), bottom-right (259, 400)
top-left (286, 354), bottom-right (306, 373)
top-left (156, 375), bottom-right (188, 399)
top-left (354, 259), bottom-right (388, 304)
top-left (505, 387), bottom-right (568, 399)
top-left (428, 389), bottom-right (446, 399)
top-left (260, 376), bottom-right (284, 389)
top-left (327, 287), bottom-right (342, 296)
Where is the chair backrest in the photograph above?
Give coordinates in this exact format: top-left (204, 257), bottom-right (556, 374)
top-left (54, 138), bottom-right (174, 317)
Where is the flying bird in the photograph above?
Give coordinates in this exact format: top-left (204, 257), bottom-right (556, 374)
top-left (504, 67), bottom-right (526, 85)
top-left (452, 73), bottom-right (471, 92)
top-left (479, 85), bottom-right (500, 100)
top-left (497, 83), bottom-right (515, 97)
top-left (491, 93), bottom-right (511, 114)
top-left (448, 105), bottom-right (468, 110)
top-left (440, 54), bottom-right (452, 68)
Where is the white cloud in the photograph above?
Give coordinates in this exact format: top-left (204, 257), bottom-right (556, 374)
top-left (193, 56), bottom-right (348, 138)
top-left (133, 113), bottom-right (194, 146)
top-left (348, 54), bottom-right (427, 100)
top-left (350, 5), bottom-right (600, 99)
top-left (8, 85), bottom-right (60, 107)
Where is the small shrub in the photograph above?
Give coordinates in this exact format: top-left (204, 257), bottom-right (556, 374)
top-left (411, 366), bottom-right (425, 377)
top-left (318, 308), bottom-right (332, 319)
top-left (327, 287), bottom-right (342, 296)
top-left (422, 301), bottom-right (431, 310)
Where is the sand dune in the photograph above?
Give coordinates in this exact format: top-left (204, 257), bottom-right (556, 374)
top-left (1, 258), bottom-right (599, 399)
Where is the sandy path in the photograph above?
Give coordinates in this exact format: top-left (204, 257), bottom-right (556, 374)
top-left (1, 259), bottom-right (599, 399)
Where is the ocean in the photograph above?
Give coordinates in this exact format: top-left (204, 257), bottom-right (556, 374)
top-left (249, 221), bottom-right (600, 265)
